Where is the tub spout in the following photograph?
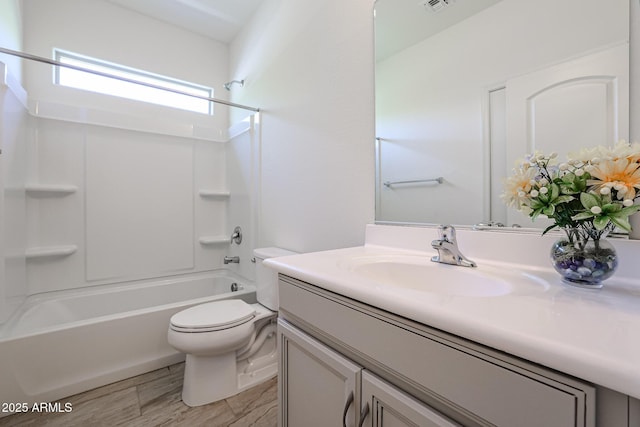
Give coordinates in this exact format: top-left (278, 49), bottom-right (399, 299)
top-left (224, 256), bottom-right (240, 264)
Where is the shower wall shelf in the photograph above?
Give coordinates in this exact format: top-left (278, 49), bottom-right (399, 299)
top-left (199, 236), bottom-right (230, 245)
top-left (198, 190), bottom-right (230, 198)
top-left (26, 245), bottom-right (78, 260)
top-left (25, 184), bottom-right (78, 196)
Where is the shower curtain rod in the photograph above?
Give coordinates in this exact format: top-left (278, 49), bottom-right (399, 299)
top-left (0, 46), bottom-right (260, 113)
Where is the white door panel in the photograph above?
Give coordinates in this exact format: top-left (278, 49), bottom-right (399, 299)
top-left (506, 43), bottom-right (629, 161)
top-left (504, 43), bottom-right (629, 227)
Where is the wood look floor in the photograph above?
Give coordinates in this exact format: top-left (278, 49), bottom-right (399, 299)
top-left (0, 362), bottom-right (278, 427)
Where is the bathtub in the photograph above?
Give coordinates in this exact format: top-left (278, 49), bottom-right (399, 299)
top-left (0, 270), bottom-right (256, 412)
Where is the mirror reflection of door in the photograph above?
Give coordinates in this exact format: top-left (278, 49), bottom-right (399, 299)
top-left (495, 44), bottom-right (629, 227)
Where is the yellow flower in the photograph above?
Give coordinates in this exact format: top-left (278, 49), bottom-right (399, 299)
top-left (587, 158), bottom-right (640, 200)
top-left (569, 141), bottom-right (640, 163)
top-left (502, 165), bottom-right (537, 210)
top-left (606, 140), bottom-right (640, 162)
top-left (568, 145), bottom-right (607, 163)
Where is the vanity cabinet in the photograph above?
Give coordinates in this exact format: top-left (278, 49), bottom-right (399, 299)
top-left (279, 319), bottom-right (459, 427)
top-left (277, 275), bottom-right (597, 427)
top-left (278, 319), bottom-right (360, 427)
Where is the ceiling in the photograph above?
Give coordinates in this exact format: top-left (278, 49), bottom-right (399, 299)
top-left (106, 0), bottom-right (263, 43)
top-left (375, 0), bottom-right (502, 61)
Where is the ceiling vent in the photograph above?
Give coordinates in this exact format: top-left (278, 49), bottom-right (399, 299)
top-left (423, 0), bottom-right (453, 13)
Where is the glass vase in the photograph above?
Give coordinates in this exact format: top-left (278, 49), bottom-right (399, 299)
top-left (550, 227), bottom-right (618, 289)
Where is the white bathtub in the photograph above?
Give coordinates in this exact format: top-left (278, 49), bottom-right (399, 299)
top-left (0, 271), bottom-right (256, 411)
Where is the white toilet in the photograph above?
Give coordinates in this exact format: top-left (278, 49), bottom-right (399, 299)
top-left (168, 247), bottom-right (296, 407)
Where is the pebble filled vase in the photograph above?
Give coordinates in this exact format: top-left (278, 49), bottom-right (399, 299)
top-left (550, 227), bottom-right (618, 289)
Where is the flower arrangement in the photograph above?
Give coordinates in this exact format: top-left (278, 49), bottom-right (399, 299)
top-left (502, 141), bottom-right (640, 237)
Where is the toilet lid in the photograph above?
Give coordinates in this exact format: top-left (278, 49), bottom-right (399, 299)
top-left (170, 300), bottom-right (255, 332)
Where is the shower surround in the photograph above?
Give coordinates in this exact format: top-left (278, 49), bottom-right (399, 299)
top-left (0, 63), bottom-right (260, 413)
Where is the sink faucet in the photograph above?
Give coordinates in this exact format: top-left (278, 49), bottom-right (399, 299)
top-left (224, 256), bottom-right (240, 264)
top-left (431, 225), bottom-right (477, 268)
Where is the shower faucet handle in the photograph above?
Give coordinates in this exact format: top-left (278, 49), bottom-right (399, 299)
top-left (230, 226), bottom-right (243, 245)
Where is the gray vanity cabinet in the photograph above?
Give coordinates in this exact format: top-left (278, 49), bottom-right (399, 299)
top-left (361, 371), bottom-right (461, 427)
top-left (278, 319), bottom-right (360, 427)
top-left (279, 319), bottom-right (460, 427)
top-left (277, 275), bottom-right (597, 427)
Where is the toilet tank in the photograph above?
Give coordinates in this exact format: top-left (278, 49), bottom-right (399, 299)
top-left (254, 247), bottom-right (297, 311)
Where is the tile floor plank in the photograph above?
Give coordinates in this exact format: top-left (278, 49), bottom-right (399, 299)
top-left (0, 363), bottom-right (277, 427)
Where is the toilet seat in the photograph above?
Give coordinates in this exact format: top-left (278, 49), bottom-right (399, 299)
top-left (170, 299), bottom-right (256, 333)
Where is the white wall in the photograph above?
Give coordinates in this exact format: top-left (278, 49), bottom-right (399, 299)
top-left (0, 0), bottom-right (27, 319)
top-left (375, 0), bottom-right (629, 225)
top-left (24, 116), bottom-right (242, 294)
top-left (0, 65), bottom-right (29, 322)
top-left (225, 117), bottom-right (260, 279)
top-left (0, 0), bottom-right (23, 83)
top-left (230, 0), bottom-right (376, 253)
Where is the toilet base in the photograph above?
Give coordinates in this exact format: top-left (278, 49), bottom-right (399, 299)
top-left (182, 352), bottom-right (238, 407)
top-left (180, 330), bottom-right (278, 407)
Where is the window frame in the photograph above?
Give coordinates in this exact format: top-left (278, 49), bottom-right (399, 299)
top-left (53, 49), bottom-right (214, 115)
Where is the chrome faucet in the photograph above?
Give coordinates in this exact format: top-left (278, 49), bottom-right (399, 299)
top-left (431, 225), bottom-right (477, 267)
top-left (224, 256), bottom-right (240, 264)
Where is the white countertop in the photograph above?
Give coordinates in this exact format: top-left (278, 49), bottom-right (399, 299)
top-left (265, 225), bottom-right (640, 399)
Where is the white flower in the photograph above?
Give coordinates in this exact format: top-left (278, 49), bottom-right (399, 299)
top-left (505, 144), bottom-right (640, 234)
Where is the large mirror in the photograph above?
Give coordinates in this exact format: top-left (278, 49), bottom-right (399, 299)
top-left (374, 0), bottom-right (631, 228)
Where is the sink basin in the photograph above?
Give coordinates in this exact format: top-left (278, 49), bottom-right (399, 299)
top-left (339, 254), bottom-right (548, 298)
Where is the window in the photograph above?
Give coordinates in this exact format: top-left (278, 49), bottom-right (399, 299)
top-left (53, 49), bottom-right (213, 115)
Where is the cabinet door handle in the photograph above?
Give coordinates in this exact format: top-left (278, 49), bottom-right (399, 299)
top-left (343, 391), bottom-right (354, 427)
top-left (358, 402), bottom-right (370, 427)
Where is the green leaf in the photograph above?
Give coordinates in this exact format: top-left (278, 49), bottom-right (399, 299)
top-left (530, 207), bottom-right (543, 220)
top-left (538, 192), bottom-right (549, 203)
top-left (555, 195), bottom-right (574, 204)
top-left (542, 205), bottom-right (555, 216)
top-left (580, 192), bottom-right (600, 209)
top-left (541, 224), bottom-right (558, 235)
top-left (593, 215), bottom-right (610, 230)
top-left (530, 200), bottom-right (544, 209)
top-left (572, 212), bottom-right (595, 221)
top-left (609, 215), bottom-right (632, 232)
top-left (602, 203), bottom-right (620, 214)
top-left (620, 205), bottom-right (640, 216)
top-left (550, 183), bottom-right (560, 200)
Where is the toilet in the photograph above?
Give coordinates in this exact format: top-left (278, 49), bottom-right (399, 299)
top-left (168, 247), bottom-right (296, 407)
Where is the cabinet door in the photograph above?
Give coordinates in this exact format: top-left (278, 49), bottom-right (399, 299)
top-left (279, 319), bottom-right (361, 427)
top-left (361, 371), bottom-right (460, 427)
